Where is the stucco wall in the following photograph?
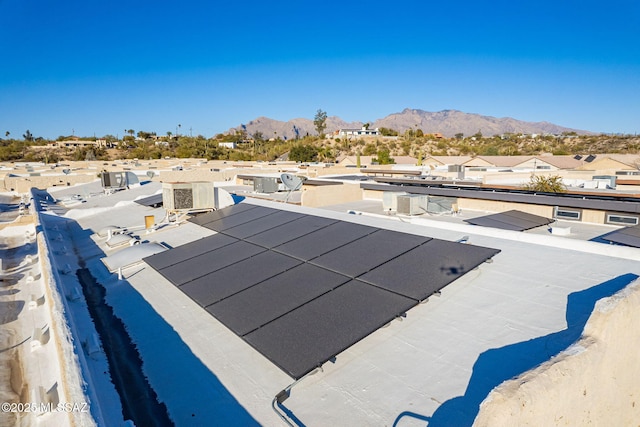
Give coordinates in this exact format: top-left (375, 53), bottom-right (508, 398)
top-left (2, 174), bottom-right (97, 193)
top-left (580, 209), bottom-right (605, 224)
top-left (455, 198), bottom-right (555, 217)
top-left (159, 170), bottom-right (227, 183)
top-left (473, 280), bottom-right (640, 426)
top-left (301, 182), bottom-right (363, 208)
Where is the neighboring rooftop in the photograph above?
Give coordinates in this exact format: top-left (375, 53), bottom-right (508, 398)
top-left (4, 159), bottom-right (640, 426)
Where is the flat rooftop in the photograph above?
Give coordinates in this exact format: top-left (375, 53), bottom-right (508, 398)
top-left (27, 179), bottom-right (640, 426)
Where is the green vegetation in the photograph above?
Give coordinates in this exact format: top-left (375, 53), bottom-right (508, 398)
top-left (522, 174), bottom-right (566, 193)
top-left (373, 148), bottom-right (395, 165)
top-left (289, 144), bottom-right (319, 162)
top-left (1, 127), bottom-right (639, 164)
top-left (314, 109), bottom-right (327, 137)
top-left (378, 127), bottom-right (398, 136)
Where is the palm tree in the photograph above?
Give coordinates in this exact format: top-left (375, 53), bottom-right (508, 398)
top-left (4, 131), bottom-right (9, 138)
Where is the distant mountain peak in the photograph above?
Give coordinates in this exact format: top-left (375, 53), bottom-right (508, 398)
top-left (230, 108), bottom-right (589, 139)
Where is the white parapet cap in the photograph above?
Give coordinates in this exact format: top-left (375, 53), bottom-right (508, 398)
top-left (101, 242), bottom-right (167, 272)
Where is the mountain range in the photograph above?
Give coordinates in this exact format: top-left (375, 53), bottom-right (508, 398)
top-left (231, 108), bottom-right (589, 139)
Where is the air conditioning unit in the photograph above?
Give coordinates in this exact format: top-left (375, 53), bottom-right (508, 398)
top-left (382, 192), bottom-right (407, 212)
top-left (101, 171), bottom-right (140, 190)
top-left (397, 195), bottom-right (429, 215)
top-left (447, 164), bottom-right (466, 179)
top-left (162, 182), bottom-right (216, 211)
top-left (253, 177), bottom-right (279, 193)
top-left (592, 175), bottom-right (616, 189)
top-left (426, 196), bottom-right (457, 214)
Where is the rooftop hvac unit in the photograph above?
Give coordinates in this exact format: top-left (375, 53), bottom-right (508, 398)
top-left (162, 182), bottom-right (217, 211)
top-left (254, 177), bottom-right (279, 193)
top-left (592, 175), bottom-right (616, 189)
top-left (426, 196), bottom-right (457, 214)
top-left (448, 164), bottom-right (466, 179)
top-left (382, 192), bottom-right (407, 212)
top-left (397, 194), bottom-right (429, 215)
top-left (101, 171), bottom-right (139, 190)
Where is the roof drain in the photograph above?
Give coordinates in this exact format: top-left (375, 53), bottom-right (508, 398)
top-left (271, 367), bottom-right (323, 426)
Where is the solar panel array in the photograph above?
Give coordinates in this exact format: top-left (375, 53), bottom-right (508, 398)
top-left (464, 209), bottom-right (553, 231)
top-left (134, 193), bottom-right (164, 207)
top-left (600, 225), bottom-right (640, 248)
top-left (144, 204), bottom-right (500, 379)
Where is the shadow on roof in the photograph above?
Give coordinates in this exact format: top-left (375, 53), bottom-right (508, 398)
top-left (393, 272), bottom-right (638, 427)
top-left (592, 225), bottom-right (640, 248)
top-left (39, 204), bottom-right (260, 426)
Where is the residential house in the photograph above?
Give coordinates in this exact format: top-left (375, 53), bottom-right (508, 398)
top-left (337, 127), bottom-right (381, 138)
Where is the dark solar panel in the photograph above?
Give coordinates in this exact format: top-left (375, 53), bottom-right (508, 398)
top-left (201, 206), bottom-right (278, 231)
top-left (464, 217), bottom-right (523, 231)
top-left (157, 241), bottom-right (265, 286)
top-left (188, 203), bottom-right (258, 226)
top-left (147, 203), bottom-right (501, 379)
top-left (274, 221), bottom-right (378, 261)
top-left (143, 234), bottom-right (238, 270)
top-left (134, 193), bottom-right (163, 207)
top-left (220, 210), bottom-right (304, 239)
top-left (245, 215), bottom-right (337, 248)
top-left (600, 225), bottom-right (640, 248)
top-left (244, 280), bottom-right (417, 379)
top-left (359, 239), bottom-right (501, 300)
top-left (464, 210), bottom-right (552, 231)
top-left (310, 229), bottom-right (430, 277)
top-left (179, 251), bottom-right (302, 307)
top-left (206, 264), bottom-right (351, 336)
top-left (502, 210), bottom-right (553, 228)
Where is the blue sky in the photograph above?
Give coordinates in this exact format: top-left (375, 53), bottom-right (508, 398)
top-left (1, 0), bottom-right (639, 139)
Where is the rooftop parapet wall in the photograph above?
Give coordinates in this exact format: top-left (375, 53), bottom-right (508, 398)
top-left (473, 280), bottom-right (640, 426)
top-left (2, 174), bottom-right (96, 193)
top-left (300, 181), bottom-right (363, 208)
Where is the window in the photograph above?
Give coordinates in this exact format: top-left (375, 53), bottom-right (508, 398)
top-left (555, 208), bottom-right (581, 220)
top-left (606, 214), bottom-right (639, 226)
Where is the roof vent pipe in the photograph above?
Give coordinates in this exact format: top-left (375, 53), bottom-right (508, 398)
top-left (271, 367), bottom-right (323, 427)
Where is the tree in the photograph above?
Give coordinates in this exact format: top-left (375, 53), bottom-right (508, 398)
top-left (522, 174), bottom-right (566, 193)
top-left (379, 127), bottom-right (398, 136)
top-left (455, 133), bottom-right (464, 140)
top-left (253, 131), bottom-right (264, 142)
top-left (314, 109), bottom-right (327, 137)
top-left (4, 131), bottom-right (9, 138)
top-left (289, 144), bottom-right (319, 162)
top-left (23, 130), bottom-right (34, 142)
top-left (318, 146), bottom-right (334, 162)
top-left (137, 130), bottom-right (153, 140)
top-left (373, 148), bottom-right (395, 165)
